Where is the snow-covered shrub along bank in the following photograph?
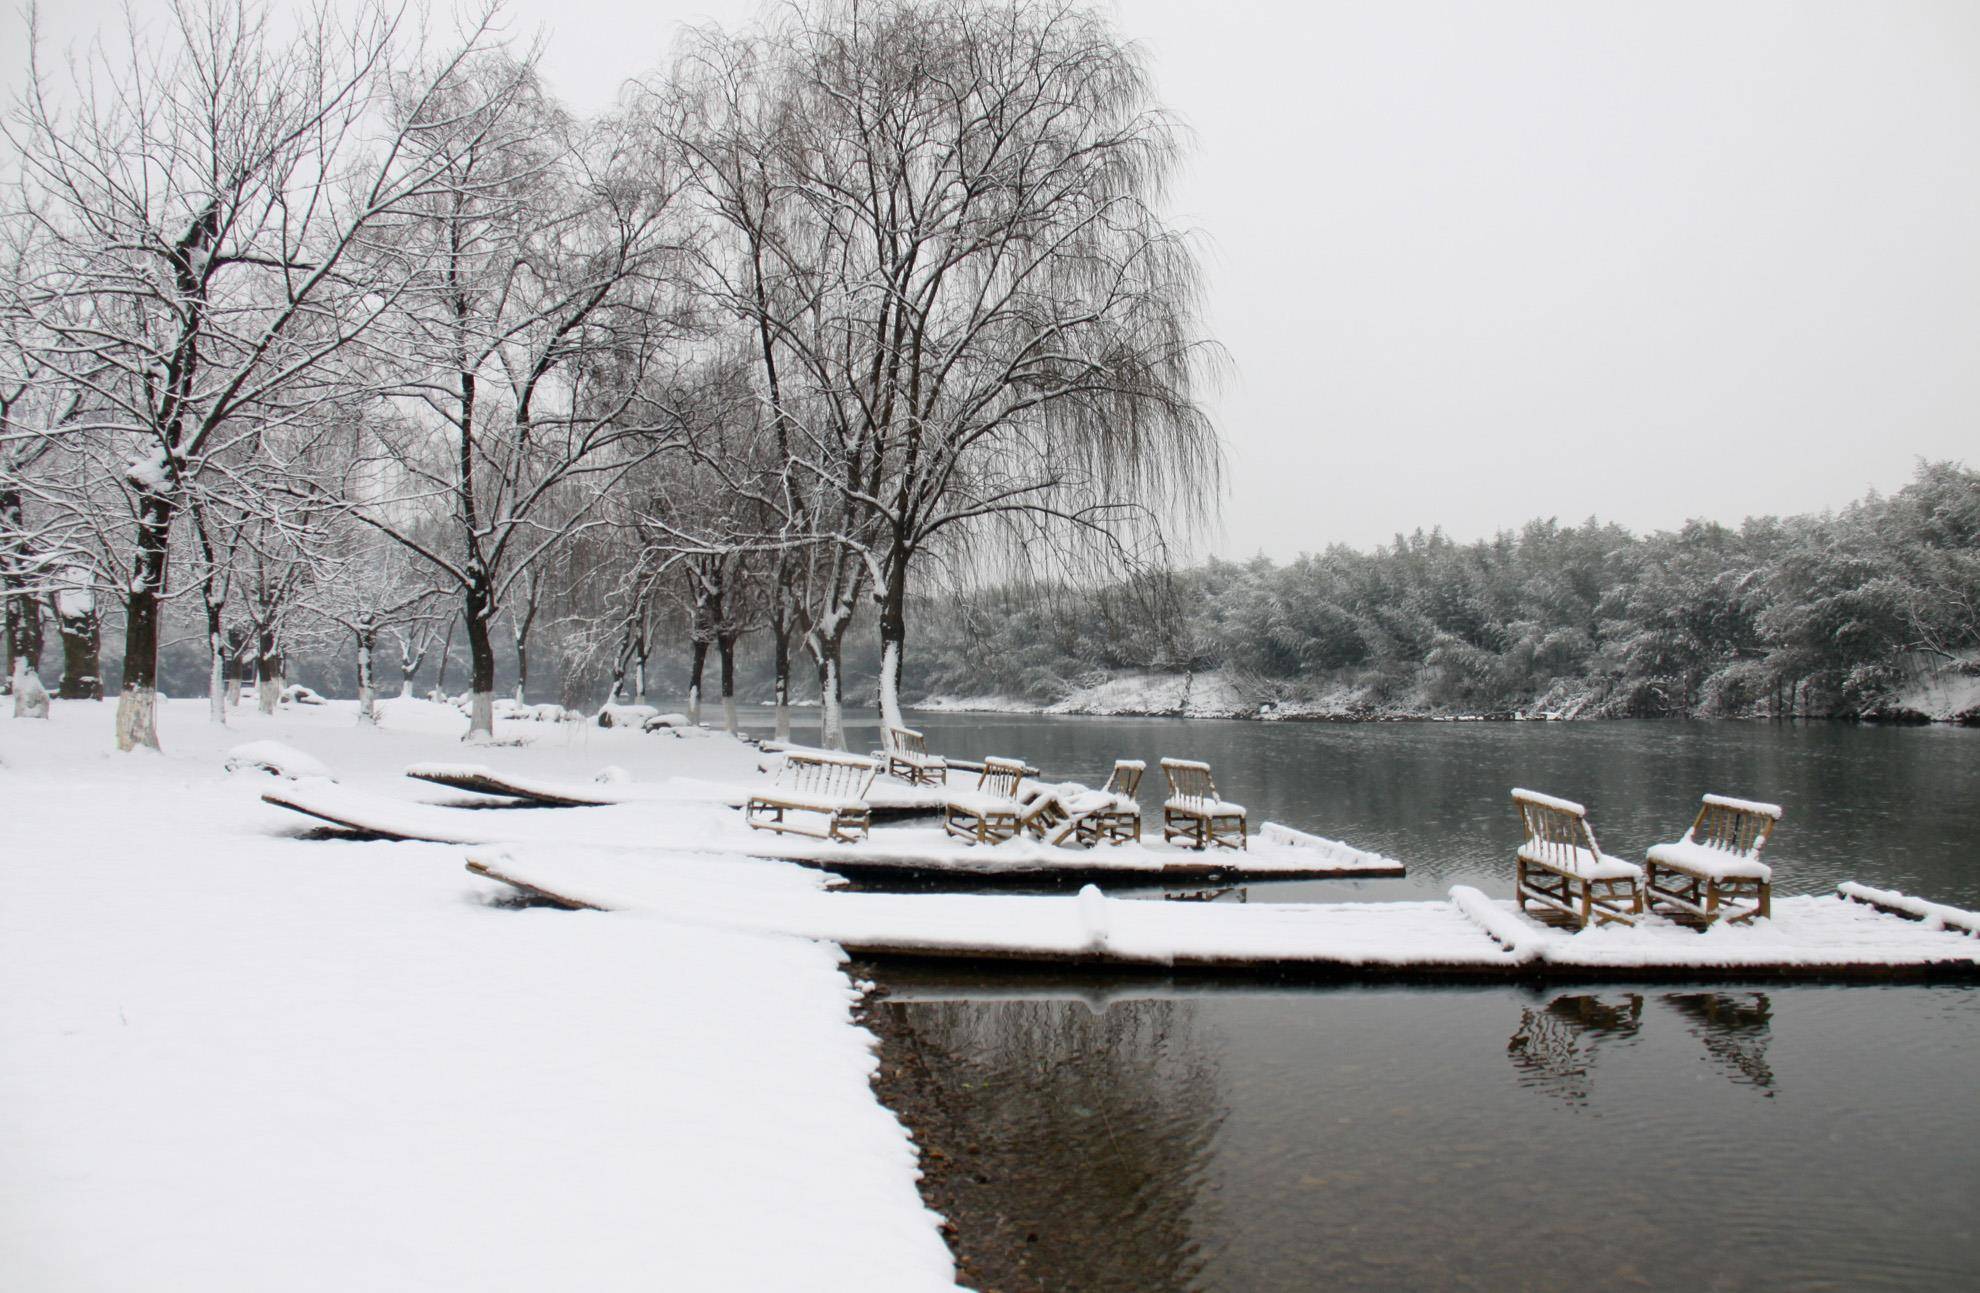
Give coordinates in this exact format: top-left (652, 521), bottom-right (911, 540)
top-left (0, 699), bottom-right (955, 1291)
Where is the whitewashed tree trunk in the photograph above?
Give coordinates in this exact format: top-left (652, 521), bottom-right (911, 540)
top-left (819, 656), bottom-right (844, 751)
top-left (878, 640), bottom-right (906, 732)
top-left (11, 659), bottom-right (49, 719)
top-left (687, 683), bottom-right (701, 727)
top-left (466, 690), bottom-right (495, 742)
top-left (207, 633), bottom-right (227, 726)
top-left (774, 677), bottom-right (791, 743)
top-left (723, 695), bottom-right (738, 735)
top-left (115, 685), bottom-right (158, 751)
top-left (355, 633), bottom-right (378, 726)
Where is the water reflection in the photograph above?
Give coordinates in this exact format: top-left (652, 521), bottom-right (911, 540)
top-left (1507, 991), bottom-right (1778, 1103)
top-left (1506, 993), bottom-right (1645, 1104)
top-left (1667, 992), bottom-right (1775, 1094)
top-left (874, 994), bottom-right (1224, 1293)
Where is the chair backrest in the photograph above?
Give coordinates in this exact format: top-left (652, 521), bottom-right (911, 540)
top-left (783, 751), bottom-right (879, 801)
top-left (1161, 758), bottom-right (1218, 807)
top-left (976, 756), bottom-right (1027, 800)
top-left (1511, 788), bottom-right (1601, 863)
top-left (1105, 759), bottom-right (1146, 799)
top-left (1687, 794), bottom-right (1781, 858)
top-left (883, 726), bottom-right (926, 756)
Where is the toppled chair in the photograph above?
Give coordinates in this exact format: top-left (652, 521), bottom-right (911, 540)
top-left (944, 756), bottom-right (1029, 845)
top-left (746, 751), bottom-right (878, 843)
top-left (1511, 788), bottom-right (1643, 928)
top-left (881, 725), bottom-right (947, 786)
top-left (1645, 794), bottom-right (1782, 925)
top-left (1015, 760), bottom-right (1146, 847)
top-left (1161, 758), bottom-right (1246, 850)
top-left (1066, 759), bottom-right (1146, 845)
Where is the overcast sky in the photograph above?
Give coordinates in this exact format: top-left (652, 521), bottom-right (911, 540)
top-left (9, 0), bottom-right (1978, 557)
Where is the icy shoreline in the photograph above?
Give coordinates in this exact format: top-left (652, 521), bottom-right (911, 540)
top-left (0, 698), bottom-right (956, 1291)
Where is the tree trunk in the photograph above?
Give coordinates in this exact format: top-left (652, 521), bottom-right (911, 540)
top-left (116, 491), bottom-right (174, 751)
top-left (513, 630), bottom-right (528, 705)
top-left (876, 549), bottom-right (910, 731)
top-left (771, 620), bottom-right (792, 742)
top-left (257, 626), bottom-right (282, 715)
top-left (432, 615), bottom-right (456, 702)
top-left (8, 591), bottom-right (48, 719)
top-left (57, 583), bottom-right (102, 701)
top-left (816, 642), bottom-right (845, 751)
top-left (687, 638), bottom-right (708, 727)
top-left (206, 601), bottom-right (227, 726)
top-left (356, 623), bottom-right (379, 725)
top-left (718, 633), bottom-right (739, 735)
top-left (11, 657), bottom-right (49, 719)
top-left (463, 580), bottom-right (496, 741)
top-left (226, 626), bottom-right (249, 708)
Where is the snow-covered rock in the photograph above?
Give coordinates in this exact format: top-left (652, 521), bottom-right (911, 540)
top-left (280, 684), bottom-right (326, 706)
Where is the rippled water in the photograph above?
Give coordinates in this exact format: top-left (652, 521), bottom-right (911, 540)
top-left (755, 711), bottom-right (1980, 1289)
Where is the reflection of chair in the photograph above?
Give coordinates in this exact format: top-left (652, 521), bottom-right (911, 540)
top-left (1646, 795), bottom-right (1781, 925)
top-left (944, 757), bottom-right (1029, 844)
top-left (881, 725), bottom-right (947, 786)
top-left (1511, 789), bottom-right (1642, 928)
top-left (1666, 993), bottom-right (1775, 1092)
top-left (746, 751), bottom-right (878, 843)
top-left (1161, 759), bottom-right (1246, 850)
top-left (1506, 993), bottom-right (1644, 1104)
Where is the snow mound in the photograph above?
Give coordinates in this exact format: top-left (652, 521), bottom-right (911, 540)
top-left (641, 712), bottom-right (692, 731)
top-left (280, 684), bottom-right (327, 706)
top-left (594, 766), bottom-right (632, 784)
top-left (224, 740), bottom-right (333, 781)
top-left (597, 704), bottom-right (658, 729)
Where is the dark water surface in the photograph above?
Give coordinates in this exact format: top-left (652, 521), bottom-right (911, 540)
top-left (759, 712), bottom-right (1980, 1290)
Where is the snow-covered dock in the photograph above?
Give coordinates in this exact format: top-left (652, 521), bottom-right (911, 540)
top-left (263, 781), bottom-right (1405, 883)
top-left (406, 760), bottom-right (950, 816)
top-left (467, 852), bottom-right (1980, 982)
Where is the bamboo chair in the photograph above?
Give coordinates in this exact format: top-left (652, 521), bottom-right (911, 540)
top-left (943, 757), bottom-right (1029, 845)
top-left (1161, 758), bottom-right (1246, 850)
top-left (1645, 795), bottom-right (1782, 925)
top-left (881, 725), bottom-right (947, 786)
top-left (1511, 789), bottom-right (1643, 928)
top-left (746, 752), bottom-right (879, 844)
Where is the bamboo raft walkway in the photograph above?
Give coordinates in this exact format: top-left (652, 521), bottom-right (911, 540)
top-left (465, 849), bottom-right (1980, 984)
top-left (263, 781), bottom-right (1404, 883)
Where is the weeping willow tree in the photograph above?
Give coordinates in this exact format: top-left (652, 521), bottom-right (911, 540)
top-left (670, 0), bottom-right (1223, 740)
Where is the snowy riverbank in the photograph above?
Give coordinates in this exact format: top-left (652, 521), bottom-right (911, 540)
top-left (915, 664), bottom-right (1980, 724)
top-left (0, 699), bottom-right (955, 1291)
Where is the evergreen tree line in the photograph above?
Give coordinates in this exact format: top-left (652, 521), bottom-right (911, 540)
top-left (909, 461), bottom-right (1980, 720)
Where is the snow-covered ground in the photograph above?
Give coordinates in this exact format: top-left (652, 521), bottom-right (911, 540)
top-left (0, 697), bottom-right (955, 1292)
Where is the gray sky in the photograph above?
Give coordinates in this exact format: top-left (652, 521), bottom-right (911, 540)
top-left (10, 0), bottom-right (1978, 557)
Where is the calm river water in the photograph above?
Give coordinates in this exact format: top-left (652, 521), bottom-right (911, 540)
top-left (750, 710), bottom-right (1980, 1291)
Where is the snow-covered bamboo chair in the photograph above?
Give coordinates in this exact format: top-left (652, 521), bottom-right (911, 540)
top-left (1061, 759), bottom-right (1145, 846)
top-left (943, 757), bottom-right (1029, 845)
top-left (1161, 758), bottom-right (1246, 850)
top-left (1644, 794), bottom-right (1782, 925)
top-left (746, 751), bottom-right (878, 843)
top-left (1012, 762), bottom-right (1143, 847)
top-left (1512, 789), bottom-right (1643, 928)
top-left (882, 725), bottom-right (947, 786)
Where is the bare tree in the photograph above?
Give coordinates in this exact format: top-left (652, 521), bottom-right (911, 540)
top-left (337, 54), bottom-right (692, 741)
top-left (666, 0), bottom-right (1220, 737)
top-left (6, 0), bottom-right (513, 749)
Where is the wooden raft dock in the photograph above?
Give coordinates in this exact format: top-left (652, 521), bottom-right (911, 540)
top-left (264, 782), bottom-right (1404, 883)
top-left (465, 850), bottom-right (1980, 983)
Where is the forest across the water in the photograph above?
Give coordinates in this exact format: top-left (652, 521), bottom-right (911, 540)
top-left (906, 461), bottom-right (1980, 723)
